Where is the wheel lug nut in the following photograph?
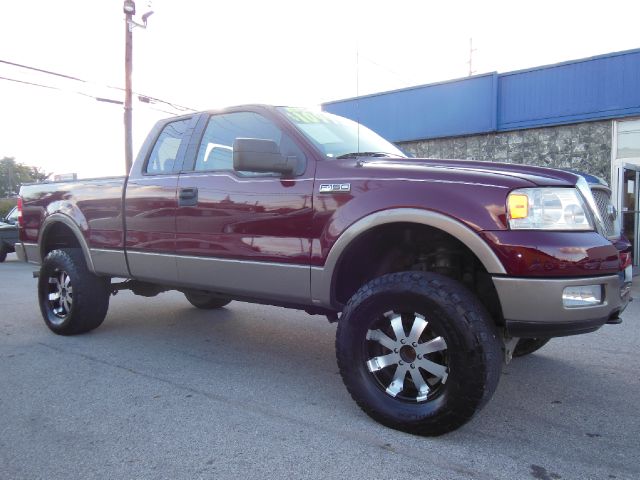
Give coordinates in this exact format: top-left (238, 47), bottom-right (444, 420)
top-left (417, 354), bottom-right (422, 359)
top-left (410, 363), bottom-right (415, 369)
top-left (398, 361), bottom-right (404, 365)
top-left (412, 342), bottom-right (418, 347)
top-left (400, 339), bottom-right (406, 344)
top-left (394, 348), bottom-right (399, 353)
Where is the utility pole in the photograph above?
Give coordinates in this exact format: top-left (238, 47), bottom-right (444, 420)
top-left (123, 0), bottom-right (135, 175)
top-left (467, 37), bottom-right (476, 77)
top-left (122, 1), bottom-right (153, 175)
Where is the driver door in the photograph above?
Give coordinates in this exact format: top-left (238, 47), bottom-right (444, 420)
top-left (175, 109), bottom-right (315, 304)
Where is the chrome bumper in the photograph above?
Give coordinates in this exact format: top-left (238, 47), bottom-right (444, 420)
top-left (493, 272), bottom-right (632, 337)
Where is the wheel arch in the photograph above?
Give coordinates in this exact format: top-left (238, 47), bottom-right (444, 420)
top-left (38, 213), bottom-right (96, 272)
top-left (311, 208), bottom-right (506, 309)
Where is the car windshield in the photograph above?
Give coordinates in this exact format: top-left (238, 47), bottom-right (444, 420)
top-left (278, 107), bottom-right (406, 159)
top-left (5, 208), bottom-right (17, 223)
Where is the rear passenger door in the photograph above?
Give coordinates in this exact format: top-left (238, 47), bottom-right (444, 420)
top-left (174, 109), bottom-right (315, 304)
top-left (125, 115), bottom-right (198, 284)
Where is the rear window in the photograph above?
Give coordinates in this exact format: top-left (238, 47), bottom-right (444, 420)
top-left (146, 119), bottom-right (191, 174)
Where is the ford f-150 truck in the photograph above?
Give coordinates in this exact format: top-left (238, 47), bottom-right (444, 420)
top-left (15, 105), bottom-right (633, 435)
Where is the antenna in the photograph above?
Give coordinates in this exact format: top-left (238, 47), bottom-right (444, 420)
top-left (356, 45), bottom-right (360, 154)
top-left (467, 37), bottom-right (476, 76)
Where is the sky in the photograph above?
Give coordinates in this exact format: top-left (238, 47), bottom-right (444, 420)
top-left (1, 0), bottom-right (639, 179)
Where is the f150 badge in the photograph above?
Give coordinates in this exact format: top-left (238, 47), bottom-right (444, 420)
top-left (319, 183), bottom-right (351, 193)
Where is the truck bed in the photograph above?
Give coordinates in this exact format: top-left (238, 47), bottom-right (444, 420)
top-left (20, 176), bottom-right (126, 249)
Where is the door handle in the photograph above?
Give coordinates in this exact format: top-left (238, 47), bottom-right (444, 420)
top-left (178, 187), bottom-right (198, 206)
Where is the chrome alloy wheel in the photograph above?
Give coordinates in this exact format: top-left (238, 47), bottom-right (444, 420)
top-left (365, 311), bottom-right (448, 402)
top-left (46, 269), bottom-right (73, 324)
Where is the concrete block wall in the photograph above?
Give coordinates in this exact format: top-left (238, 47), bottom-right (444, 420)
top-left (398, 120), bottom-right (612, 182)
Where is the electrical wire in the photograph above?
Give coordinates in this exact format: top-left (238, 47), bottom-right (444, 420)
top-left (0, 75), bottom-right (148, 108)
top-left (0, 59), bottom-right (87, 83)
top-left (0, 75), bottom-right (57, 90)
top-left (0, 75), bottom-right (97, 101)
top-left (0, 58), bottom-right (197, 112)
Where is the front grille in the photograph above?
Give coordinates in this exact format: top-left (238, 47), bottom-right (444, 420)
top-left (590, 187), bottom-right (617, 238)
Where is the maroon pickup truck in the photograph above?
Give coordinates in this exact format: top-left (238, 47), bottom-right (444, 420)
top-left (16, 105), bottom-right (633, 435)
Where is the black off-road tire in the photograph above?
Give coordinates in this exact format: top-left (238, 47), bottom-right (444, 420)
top-left (513, 338), bottom-right (550, 357)
top-left (0, 245), bottom-right (7, 262)
top-left (184, 291), bottom-right (231, 310)
top-left (336, 271), bottom-right (502, 436)
top-left (38, 248), bottom-right (111, 335)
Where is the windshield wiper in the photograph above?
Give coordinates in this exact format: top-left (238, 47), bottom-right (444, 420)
top-left (335, 151), bottom-right (405, 159)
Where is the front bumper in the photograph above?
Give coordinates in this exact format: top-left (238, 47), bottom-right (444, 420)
top-left (494, 267), bottom-right (632, 337)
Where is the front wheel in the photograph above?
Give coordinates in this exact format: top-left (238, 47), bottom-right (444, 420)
top-left (336, 271), bottom-right (502, 436)
top-left (38, 249), bottom-right (111, 335)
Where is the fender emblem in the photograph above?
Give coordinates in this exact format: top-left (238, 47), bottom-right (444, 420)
top-left (319, 183), bottom-right (351, 193)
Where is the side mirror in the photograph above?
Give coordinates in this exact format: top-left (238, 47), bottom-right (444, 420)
top-left (233, 138), bottom-right (297, 175)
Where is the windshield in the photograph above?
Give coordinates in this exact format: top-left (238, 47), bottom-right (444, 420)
top-left (278, 107), bottom-right (406, 159)
top-left (5, 208), bottom-right (17, 223)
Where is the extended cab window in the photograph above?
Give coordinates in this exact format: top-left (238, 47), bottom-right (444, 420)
top-left (146, 118), bottom-right (191, 174)
top-left (194, 112), bottom-right (305, 175)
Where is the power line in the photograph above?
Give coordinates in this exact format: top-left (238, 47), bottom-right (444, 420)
top-left (0, 75), bottom-right (57, 90)
top-left (0, 75), bottom-right (98, 101)
top-left (0, 59), bottom-right (87, 83)
top-left (0, 58), bottom-right (197, 112)
top-left (0, 74), bottom-right (188, 120)
top-left (0, 75), bottom-right (126, 106)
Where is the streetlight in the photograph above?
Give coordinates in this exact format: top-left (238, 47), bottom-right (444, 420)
top-left (122, 1), bottom-right (153, 175)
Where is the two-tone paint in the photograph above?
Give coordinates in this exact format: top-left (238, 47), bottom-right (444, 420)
top-left (17, 105), bottom-right (631, 335)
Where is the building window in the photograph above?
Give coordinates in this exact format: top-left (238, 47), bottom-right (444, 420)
top-left (614, 118), bottom-right (640, 266)
top-left (616, 119), bottom-right (640, 159)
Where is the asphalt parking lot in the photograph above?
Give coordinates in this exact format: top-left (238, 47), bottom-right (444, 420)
top-left (1, 253), bottom-right (639, 480)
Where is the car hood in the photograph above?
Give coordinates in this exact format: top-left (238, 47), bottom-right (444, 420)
top-left (359, 157), bottom-right (580, 188)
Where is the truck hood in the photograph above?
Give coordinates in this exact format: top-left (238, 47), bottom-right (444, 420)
top-left (359, 157), bottom-right (580, 188)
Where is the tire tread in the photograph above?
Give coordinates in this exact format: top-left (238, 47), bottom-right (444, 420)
top-left (38, 249), bottom-right (110, 335)
top-left (336, 271), bottom-right (502, 435)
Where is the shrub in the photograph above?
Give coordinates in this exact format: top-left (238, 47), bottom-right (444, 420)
top-left (0, 198), bottom-right (17, 218)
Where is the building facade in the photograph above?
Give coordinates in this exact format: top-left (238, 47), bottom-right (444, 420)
top-left (323, 49), bottom-right (640, 264)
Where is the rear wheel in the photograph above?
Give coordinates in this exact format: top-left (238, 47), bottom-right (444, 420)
top-left (38, 249), bottom-right (111, 335)
top-left (184, 291), bottom-right (231, 310)
top-left (0, 245), bottom-right (7, 262)
top-left (336, 271), bottom-right (502, 436)
top-left (513, 338), bottom-right (550, 357)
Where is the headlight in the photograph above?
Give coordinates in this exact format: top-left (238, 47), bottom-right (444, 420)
top-left (507, 188), bottom-right (594, 230)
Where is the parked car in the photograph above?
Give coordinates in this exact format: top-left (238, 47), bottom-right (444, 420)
top-left (0, 207), bottom-right (19, 262)
top-left (15, 105), bottom-right (633, 435)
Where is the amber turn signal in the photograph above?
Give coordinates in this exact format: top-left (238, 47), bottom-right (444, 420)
top-left (508, 193), bottom-right (529, 219)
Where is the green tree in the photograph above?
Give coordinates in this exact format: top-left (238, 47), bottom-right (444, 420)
top-left (0, 157), bottom-right (49, 197)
